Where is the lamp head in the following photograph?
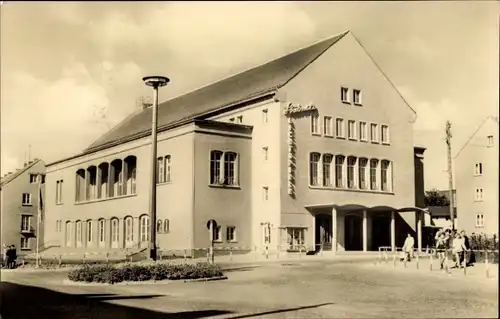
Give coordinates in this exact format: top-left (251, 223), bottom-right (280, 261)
top-left (142, 76), bottom-right (170, 88)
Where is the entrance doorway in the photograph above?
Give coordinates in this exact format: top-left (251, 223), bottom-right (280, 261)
top-left (371, 214), bottom-right (390, 251)
top-left (315, 214), bottom-right (332, 251)
top-left (344, 214), bottom-right (362, 251)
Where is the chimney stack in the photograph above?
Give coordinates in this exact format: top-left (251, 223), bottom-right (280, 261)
top-left (28, 161), bottom-right (33, 165)
top-left (24, 162), bottom-right (28, 167)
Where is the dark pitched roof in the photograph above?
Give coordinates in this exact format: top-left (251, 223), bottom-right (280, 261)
top-left (427, 206), bottom-right (457, 218)
top-left (85, 31), bottom-right (349, 153)
top-left (0, 159), bottom-right (43, 188)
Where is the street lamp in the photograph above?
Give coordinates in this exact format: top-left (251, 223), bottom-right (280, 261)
top-left (142, 76), bottom-right (170, 261)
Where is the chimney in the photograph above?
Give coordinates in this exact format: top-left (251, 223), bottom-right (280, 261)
top-left (142, 102), bottom-right (152, 110)
top-left (24, 162), bottom-right (28, 167)
top-left (28, 161), bottom-right (33, 165)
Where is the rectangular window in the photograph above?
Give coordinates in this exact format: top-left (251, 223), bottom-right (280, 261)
top-left (322, 154), bottom-right (333, 187)
top-left (165, 156), bottom-right (171, 183)
top-left (487, 135), bottom-right (493, 146)
top-left (262, 109), bottom-right (268, 123)
top-left (348, 120), bottom-right (356, 140)
top-left (370, 159), bottom-right (378, 190)
top-left (347, 157), bottom-right (356, 189)
top-left (56, 180), bottom-right (64, 204)
top-left (353, 89), bottom-right (362, 105)
top-left (324, 116), bottom-right (333, 136)
top-left (223, 152), bottom-right (238, 186)
top-left (311, 114), bottom-right (320, 135)
top-left (474, 188), bottom-right (484, 201)
top-left (475, 163), bottom-right (483, 176)
top-left (336, 118), bottom-right (345, 138)
top-left (22, 193), bottom-right (32, 206)
top-left (214, 226), bottom-right (222, 242)
top-left (309, 153), bottom-right (320, 186)
top-left (262, 147), bottom-right (268, 161)
top-left (210, 151), bottom-right (222, 185)
top-left (359, 122), bottom-right (368, 141)
top-left (226, 226), bottom-right (237, 242)
top-left (475, 214), bottom-right (484, 228)
top-left (370, 123), bottom-right (378, 143)
top-left (29, 174), bottom-right (37, 184)
top-left (287, 228), bottom-right (305, 250)
top-left (21, 237), bottom-right (29, 249)
top-left (381, 160), bottom-right (390, 191)
top-left (358, 158), bottom-right (367, 190)
top-left (21, 215), bottom-right (31, 232)
top-left (87, 221), bottom-right (93, 243)
top-left (229, 118), bottom-right (235, 123)
top-left (236, 116), bottom-right (243, 124)
top-left (262, 186), bottom-right (269, 201)
top-left (157, 157), bottom-right (165, 183)
top-left (335, 156), bottom-right (344, 188)
top-left (381, 125), bottom-right (390, 144)
top-left (341, 87), bottom-right (349, 103)
top-left (99, 220), bottom-right (105, 243)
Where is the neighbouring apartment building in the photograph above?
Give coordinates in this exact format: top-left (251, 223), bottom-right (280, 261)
top-left (0, 159), bottom-right (45, 255)
top-left (43, 30), bottom-right (428, 256)
top-left (455, 116), bottom-right (499, 235)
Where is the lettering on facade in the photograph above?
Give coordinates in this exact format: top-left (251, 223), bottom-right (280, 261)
top-left (287, 118), bottom-right (296, 197)
top-left (283, 102), bottom-right (317, 116)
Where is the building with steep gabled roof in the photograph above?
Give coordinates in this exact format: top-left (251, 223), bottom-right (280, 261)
top-left (44, 30), bottom-right (427, 259)
top-left (454, 116), bottom-right (499, 235)
top-left (1, 159), bottom-right (46, 256)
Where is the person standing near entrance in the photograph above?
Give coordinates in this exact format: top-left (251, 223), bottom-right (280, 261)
top-left (400, 233), bottom-right (415, 262)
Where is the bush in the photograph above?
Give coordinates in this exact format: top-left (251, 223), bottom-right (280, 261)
top-left (67, 262), bottom-right (224, 284)
top-left (469, 233), bottom-right (499, 264)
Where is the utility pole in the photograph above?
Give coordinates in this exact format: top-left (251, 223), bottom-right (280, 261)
top-left (445, 121), bottom-right (455, 230)
top-left (35, 172), bottom-right (45, 268)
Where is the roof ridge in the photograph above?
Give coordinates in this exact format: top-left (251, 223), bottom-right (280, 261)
top-left (453, 116), bottom-right (492, 159)
top-left (0, 159), bottom-right (43, 188)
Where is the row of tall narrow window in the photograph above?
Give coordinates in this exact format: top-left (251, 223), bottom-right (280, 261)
top-left (210, 150), bottom-right (239, 186)
top-left (75, 156), bottom-right (137, 202)
top-left (64, 216), bottom-right (170, 247)
top-left (309, 153), bottom-right (392, 192)
top-left (312, 116), bottom-right (390, 144)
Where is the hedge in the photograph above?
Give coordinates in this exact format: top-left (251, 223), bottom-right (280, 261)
top-left (469, 233), bottom-right (499, 264)
top-left (67, 262), bottom-right (224, 284)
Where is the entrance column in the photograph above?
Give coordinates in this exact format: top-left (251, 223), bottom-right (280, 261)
top-left (417, 211), bottom-right (422, 253)
top-left (362, 210), bottom-right (368, 252)
top-left (390, 211), bottom-right (396, 252)
top-left (331, 207), bottom-right (337, 255)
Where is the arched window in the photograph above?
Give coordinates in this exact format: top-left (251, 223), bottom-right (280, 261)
top-left (370, 159), bottom-right (379, 190)
top-left (75, 169), bottom-right (85, 202)
top-left (157, 156), bottom-right (165, 183)
top-left (157, 219), bottom-right (163, 234)
top-left (125, 156), bottom-right (137, 195)
top-left (65, 221), bottom-right (72, 247)
top-left (87, 220), bottom-right (93, 243)
top-left (381, 160), bottom-right (390, 191)
top-left (322, 154), bottom-right (333, 187)
top-left (98, 163), bottom-right (109, 199)
top-left (358, 158), bottom-right (368, 190)
top-left (164, 219), bottom-right (170, 233)
top-left (98, 219), bottom-right (106, 244)
top-left (86, 166), bottom-right (97, 200)
top-left (335, 156), bottom-right (345, 188)
top-left (309, 152), bottom-right (321, 186)
top-left (76, 220), bottom-right (82, 247)
top-left (124, 216), bottom-right (133, 244)
top-left (110, 218), bottom-right (119, 244)
top-left (110, 159), bottom-right (123, 197)
top-left (210, 151), bottom-right (223, 185)
top-left (140, 215), bottom-right (149, 242)
top-left (165, 155), bottom-right (171, 183)
top-left (224, 152), bottom-right (237, 185)
top-left (347, 157), bottom-right (357, 189)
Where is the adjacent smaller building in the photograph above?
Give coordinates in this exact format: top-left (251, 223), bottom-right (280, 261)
top-left (0, 159), bottom-right (46, 254)
top-left (426, 189), bottom-right (457, 230)
top-left (455, 116), bottom-right (498, 235)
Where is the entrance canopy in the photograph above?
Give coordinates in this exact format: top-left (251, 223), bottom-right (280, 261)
top-left (304, 203), bottom-right (431, 215)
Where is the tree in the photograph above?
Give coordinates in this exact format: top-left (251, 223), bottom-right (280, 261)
top-left (424, 189), bottom-right (450, 207)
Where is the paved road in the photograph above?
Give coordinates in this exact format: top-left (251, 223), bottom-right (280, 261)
top-left (1, 259), bottom-right (497, 318)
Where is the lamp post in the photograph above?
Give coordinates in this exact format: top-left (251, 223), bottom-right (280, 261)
top-left (142, 76), bottom-right (170, 261)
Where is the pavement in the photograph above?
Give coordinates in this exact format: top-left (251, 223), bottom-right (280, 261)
top-left (1, 255), bottom-right (497, 318)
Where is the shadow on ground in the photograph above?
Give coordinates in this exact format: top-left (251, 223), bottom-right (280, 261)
top-left (0, 282), bottom-right (233, 319)
top-left (222, 266), bottom-right (259, 273)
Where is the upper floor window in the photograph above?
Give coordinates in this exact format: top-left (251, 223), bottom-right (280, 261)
top-left (262, 109), bottom-right (268, 123)
top-left (359, 122), bottom-right (368, 142)
top-left (209, 150), bottom-right (239, 187)
top-left (311, 114), bottom-right (320, 135)
top-left (381, 160), bottom-right (390, 191)
top-left (335, 156), bottom-right (345, 188)
top-left (236, 116), bottom-right (243, 124)
top-left (370, 159), bottom-right (378, 190)
top-left (358, 158), bottom-right (368, 190)
top-left (55, 180), bottom-right (64, 204)
top-left (475, 163), bottom-right (483, 176)
top-left (348, 120), bottom-right (356, 140)
top-left (226, 226), bottom-right (237, 242)
top-left (322, 154), bottom-right (333, 187)
top-left (262, 147), bottom-right (268, 161)
top-left (309, 152), bottom-right (321, 186)
top-left (157, 155), bottom-right (171, 184)
top-left (475, 214), bottom-right (484, 228)
top-left (341, 87), bottom-right (349, 103)
top-left (324, 116), bottom-right (333, 136)
top-left (347, 157), bottom-right (356, 189)
top-left (487, 135), bottom-right (493, 146)
top-left (353, 89), bottom-right (362, 105)
top-left (336, 118), bottom-right (345, 138)
top-left (262, 186), bottom-right (269, 201)
top-left (474, 188), bottom-right (484, 201)
top-left (21, 215), bottom-right (31, 232)
top-left (22, 193), bottom-right (32, 206)
top-left (229, 118), bottom-right (235, 123)
top-left (370, 123), bottom-right (379, 143)
top-left (29, 174), bottom-right (37, 184)
top-left (381, 125), bottom-right (390, 144)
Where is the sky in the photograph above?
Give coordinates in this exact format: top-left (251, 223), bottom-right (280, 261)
top-left (1, 1), bottom-right (498, 190)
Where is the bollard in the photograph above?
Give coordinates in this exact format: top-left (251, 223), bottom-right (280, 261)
top-left (485, 251), bottom-right (489, 278)
top-left (106, 252), bottom-right (109, 263)
top-left (445, 252), bottom-right (449, 274)
top-left (265, 246), bottom-right (269, 259)
top-left (416, 251), bottom-right (419, 270)
top-left (183, 250), bottom-right (187, 263)
top-left (229, 248), bottom-right (233, 262)
top-left (159, 251), bottom-right (163, 261)
top-left (58, 255), bottom-right (62, 267)
top-left (378, 249), bottom-right (382, 265)
top-left (384, 249), bottom-right (388, 264)
top-left (430, 252), bottom-right (433, 271)
top-left (463, 254), bottom-right (467, 276)
top-left (299, 246), bottom-right (302, 258)
top-left (393, 251), bottom-right (396, 268)
top-left (206, 249), bottom-right (210, 263)
top-left (83, 253), bottom-right (86, 264)
top-left (403, 252), bottom-right (407, 268)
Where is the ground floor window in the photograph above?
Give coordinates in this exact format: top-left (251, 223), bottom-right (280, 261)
top-left (21, 237), bottom-right (29, 249)
top-left (286, 228), bottom-right (305, 250)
